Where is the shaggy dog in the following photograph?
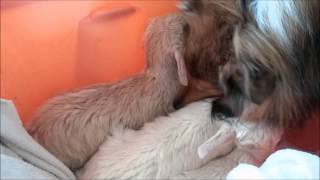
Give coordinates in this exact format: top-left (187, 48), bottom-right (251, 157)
top-left (219, 0), bottom-right (320, 127)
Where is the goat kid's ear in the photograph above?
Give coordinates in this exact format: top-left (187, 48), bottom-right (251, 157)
top-left (174, 51), bottom-right (188, 86)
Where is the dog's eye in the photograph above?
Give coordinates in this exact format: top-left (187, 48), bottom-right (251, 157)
top-left (250, 68), bottom-right (260, 79)
top-left (249, 64), bottom-right (267, 81)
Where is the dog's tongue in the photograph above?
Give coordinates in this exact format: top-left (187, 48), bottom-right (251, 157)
top-left (198, 123), bottom-right (237, 160)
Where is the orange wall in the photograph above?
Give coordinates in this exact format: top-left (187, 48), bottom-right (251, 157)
top-left (1, 0), bottom-right (177, 124)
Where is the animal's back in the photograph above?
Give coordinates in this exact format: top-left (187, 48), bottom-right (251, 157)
top-left (78, 100), bottom-right (222, 179)
top-left (27, 74), bottom-right (165, 169)
top-left (27, 13), bottom-right (189, 170)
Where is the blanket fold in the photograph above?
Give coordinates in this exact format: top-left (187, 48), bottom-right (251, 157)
top-left (0, 99), bottom-right (75, 180)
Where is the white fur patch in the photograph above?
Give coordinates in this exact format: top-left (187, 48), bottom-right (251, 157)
top-left (253, 0), bottom-right (302, 45)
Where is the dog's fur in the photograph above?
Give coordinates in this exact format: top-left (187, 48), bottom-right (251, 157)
top-left (27, 14), bottom-right (194, 170)
top-left (78, 100), bottom-right (282, 179)
top-left (179, 0), bottom-right (242, 86)
top-left (176, 0), bottom-right (244, 117)
top-left (180, 0), bottom-right (320, 127)
top-left (219, 0), bottom-right (320, 127)
top-left (169, 0), bottom-right (243, 108)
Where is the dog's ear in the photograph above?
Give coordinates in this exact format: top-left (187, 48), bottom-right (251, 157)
top-left (220, 62), bottom-right (276, 104)
top-left (174, 51), bottom-right (188, 86)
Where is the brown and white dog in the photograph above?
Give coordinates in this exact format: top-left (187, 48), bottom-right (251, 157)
top-left (171, 0), bottom-right (319, 178)
top-left (181, 0), bottom-right (319, 127)
top-left (218, 0), bottom-right (320, 127)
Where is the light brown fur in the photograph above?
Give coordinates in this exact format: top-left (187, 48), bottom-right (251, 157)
top-left (177, 0), bottom-right (244, 117)
top-left (26, 0), bottom-right (244, 170)
top-left (179, 0), bottom-right (242, 86)
top-left (27, 14), bottom-right (191, 170)
top-left (77, 100), bottom-right (282, 180)
top-left (76, 2), bottom-right (254, 179)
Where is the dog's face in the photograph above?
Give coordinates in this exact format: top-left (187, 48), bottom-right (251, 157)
top-left (220, 0), bottom-right (320, 127)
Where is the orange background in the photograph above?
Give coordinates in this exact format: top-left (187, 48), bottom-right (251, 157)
top-left (1, 0), bottom-right (318, 155)
top-left (1, 0), bottom-right (177, 123)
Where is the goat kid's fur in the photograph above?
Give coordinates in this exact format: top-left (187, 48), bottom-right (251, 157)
top-left (171, 125), bottom-right (282, 180)
top-left (78, 100), bottom-right (282, 179)
top-left (78, 100), bottom-right (220, 179)
top-left (27, 14), bottom-right (190, 170)
top-left (170, 147), bottom-right (262, 180)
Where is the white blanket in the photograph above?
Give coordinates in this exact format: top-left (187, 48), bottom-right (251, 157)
top-left (227, 149), bottom-right (320, 179)
top-left (0, 99), bottom-right (75, 180)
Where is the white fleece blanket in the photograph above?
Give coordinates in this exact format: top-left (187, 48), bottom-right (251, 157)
top-left (0, 99), bottom-right (75, 180)
top-left (227, 149), bottom-right (320, 179)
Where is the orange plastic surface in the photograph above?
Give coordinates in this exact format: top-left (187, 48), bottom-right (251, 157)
top-left (1, 0), bottom-right (177, 124)
top-left (1, 1), bottom-right (319, 155)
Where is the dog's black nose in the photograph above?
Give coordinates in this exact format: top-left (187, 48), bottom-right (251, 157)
top-left (211, 100), bottom-right (234, 121)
